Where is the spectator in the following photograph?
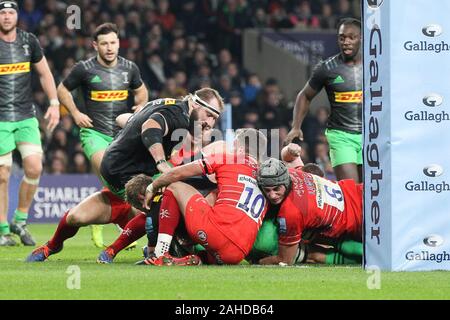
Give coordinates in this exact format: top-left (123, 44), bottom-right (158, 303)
top-left (15, 0), bottom-right (359, 174)
top-left (243, 73), bottom-right (262, 105)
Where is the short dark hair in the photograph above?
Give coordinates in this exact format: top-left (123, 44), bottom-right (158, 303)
top-left (337, 18), bottom-right (361, 31)
top-left (301, 163), bottom-right (325, 177)
top-left (93, 23), bottom-right (119, 41)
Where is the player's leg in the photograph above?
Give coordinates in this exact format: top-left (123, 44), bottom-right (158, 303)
top-left (326, 129), bottom-right (362, 183)
top-left (333, 163), bottom-right (360, 182)
top-left (153, 182), bottom-right (202, 257)
top-left (80, 128), bottom-right (113, 248)
top-left (140, 182), bottom-right (205, 266)
top-left (10, 146), bottom-right (42, 246)
top-left (98, 209), bottom-right (146, 264)
top-left (0, 152), bottom-right (16, 246)
top-left (89, 149), bottom-right (107, 248)
top-left (26, 191), bottom-right (113, 262)
top-left (10, 118), bottom-right (44, 245)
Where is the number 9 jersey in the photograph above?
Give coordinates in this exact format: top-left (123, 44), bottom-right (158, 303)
top-left (277, 168), bottom-right (363, 246)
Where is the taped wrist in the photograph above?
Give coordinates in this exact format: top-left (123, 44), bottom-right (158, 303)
top-left (142, 128), bottom-right (163, 149)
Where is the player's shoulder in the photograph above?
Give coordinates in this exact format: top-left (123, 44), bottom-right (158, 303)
top-left (118, 56), bottom-right (137, 70)
top-left (321, 53), bottom-right (343, 71)
top-left (78, 57), bottom-right (97, 71)
top-left (16, 28), bottom-right (38, 43)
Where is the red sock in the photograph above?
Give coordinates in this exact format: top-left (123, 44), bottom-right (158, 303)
top-left (48, 211), bottom-right (79, 250)
top-left (108, 213), bottom-right (146, 254)
top-left (158, 189), bottom-right (181, 236)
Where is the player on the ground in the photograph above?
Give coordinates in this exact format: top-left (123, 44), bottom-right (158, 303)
top-left (57, 22), bottom-right (148, 248)
top-left (96, 124), bottom-right (218, 263)
top-left (256, 157), bottom-right (362, 265)
top-left (138, 128), bottom-right (268, 266)
top-left (0, 0), bottom-right (59, 246)
top-left (26, 88), bottom-right (224, 262)
top-left (249, 143), bottom-right (362, 265)
top-left (285, 18), bottom-right (362, 182)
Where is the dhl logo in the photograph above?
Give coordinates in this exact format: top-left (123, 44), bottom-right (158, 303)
top-left (334, 91), bottom-right (362, 103)
top-left (91, 90), bottom-right (128, 101)
top-left (0, 62), bottom-right (30, 75)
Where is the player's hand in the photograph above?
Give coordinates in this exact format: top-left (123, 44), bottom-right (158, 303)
top-left (73, 111), bottom-right (93, 128)
top-left (143, 183), bottom-right (155, 210)
top-left (44, 105), bottom-right (60, 132)
top-left (284, 128), bottom-right (304, 146)
top-left (132, 105), bottom-right (144, 113)
top-left (281, 143), bottom-right (302, 162)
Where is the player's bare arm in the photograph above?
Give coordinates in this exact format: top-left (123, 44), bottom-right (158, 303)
top-left (33, 56), bottom-right (59, 131)
top-left (57, 83), bottom-right (93, 128)
top-left (259, 243), bottom-right (299, 265)
top-left (285, 84), bottom-right (317, 145)
top-left (115, 113), bottom-right (132, 128)
top-left (132, 84), bottom-right (148, 112)
top-left (144, 161), bottom-right (203, 209)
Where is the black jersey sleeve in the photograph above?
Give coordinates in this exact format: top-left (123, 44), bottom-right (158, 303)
top-left (62, 62), bottom-right (85, 91)
top-left (130, 62), bottom-right (144, 90)
top-left (307, 60), bottom-right (327, 92)
top-left (157, 106), bottom-right (188, 135)
top-left (29, 33), bottom-right (44, 64)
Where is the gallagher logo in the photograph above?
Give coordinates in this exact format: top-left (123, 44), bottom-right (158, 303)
top-left (423, 164), bottom-right (444, 177)
top-left (367, 0), bottom-right (383, 8)
top-left (422, 24), bottom-right (443, 37)
top-left (423, 234), bottom-right (444, 247)
top-left (423, 93), bottom-right (443, 107)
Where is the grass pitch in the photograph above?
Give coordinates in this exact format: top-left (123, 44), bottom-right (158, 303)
top-left (1, 224), bottom-right (450, 300)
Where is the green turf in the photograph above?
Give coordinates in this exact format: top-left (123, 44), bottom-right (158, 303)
top-left (1, 224), bottom-right (450, 300)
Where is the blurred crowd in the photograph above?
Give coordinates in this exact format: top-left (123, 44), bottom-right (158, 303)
top-left (14, 0), bottom-right (360, 179)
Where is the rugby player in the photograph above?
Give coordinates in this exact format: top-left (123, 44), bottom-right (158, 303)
top-left (285, 18), bottom-right (362, 182)
top-left (26, 88), bottom-right (224, 262)
top-left (256, 157), bottom-right (362, 265)
top-left (96, 124), bottom-right (218, 263)
top-left (0, 0), bottom-right (59, 246)
top-left (139, 128), bottom-right (269, 265)
top-left (57, 22), bottom-right (148, 248)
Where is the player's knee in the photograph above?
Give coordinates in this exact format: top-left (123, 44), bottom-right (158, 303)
top-left (0, 165), bottom-right (11, 184)
top-left (66, 211), bottom-right (86, 227)
top-left (23, 161), bottom-right (43, 179)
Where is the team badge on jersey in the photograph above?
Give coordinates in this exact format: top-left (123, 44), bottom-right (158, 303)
top-left (122, 72), bottom-right (129, 84)
top-left (22, 45), bottom-right (30, 56)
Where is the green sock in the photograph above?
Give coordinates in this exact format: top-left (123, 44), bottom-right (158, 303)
top-left (336, 239), bottom-right (363, 256)
top-left (13, 210), bottom-right (28, 223)
top-left (0, 222), bottom-right (10, 235)
top-left (325, 251), bottom-right (362, 265)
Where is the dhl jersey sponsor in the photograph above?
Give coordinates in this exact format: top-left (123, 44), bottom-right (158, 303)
top-left (0, 62), bottom-right (31, 75)
top-left (334, 91), bottom-right (362, 103)
top-left (91, 90), bottom-right (128, 101)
